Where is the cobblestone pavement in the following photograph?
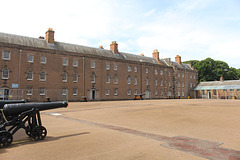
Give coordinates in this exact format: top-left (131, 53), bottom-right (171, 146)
top-left (1, 99), bottom-right (240, 160)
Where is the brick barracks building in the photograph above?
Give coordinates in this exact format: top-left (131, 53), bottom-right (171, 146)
top-left (0, 28), bottom-right (198, 101)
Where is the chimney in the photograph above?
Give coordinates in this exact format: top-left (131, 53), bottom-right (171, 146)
top-left (110, 41), bottom-right (118, 54)
top-left (175, 55), bottom-right (182, 65)
top-left (38, 36), bottom-right (44, 39)
top-left (220, 76), bottom-right (224, 82)
top-left (45, 28), bottom-right (55, 44)
top-left (152, 49), bottom-right (159, 61)
top-left (140, 53), bottom-right (144, 56)
top-left (99, 46), bottom-right (104, 49)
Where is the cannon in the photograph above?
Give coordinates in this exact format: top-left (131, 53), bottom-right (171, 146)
top-left (0, 101), bottom-right (68, 148)
top-left (0, 99), bottom-right (26, 109)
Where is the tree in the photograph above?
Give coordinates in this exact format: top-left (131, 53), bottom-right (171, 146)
top-left (184, 58), bottom-right (240, 82)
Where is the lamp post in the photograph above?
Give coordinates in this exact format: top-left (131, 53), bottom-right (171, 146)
top-left (17, 50), bottom-right (22, 99)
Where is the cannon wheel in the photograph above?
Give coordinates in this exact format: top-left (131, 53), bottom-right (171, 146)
top-left (31, 126), bottom-right (47, 141)
top-left (0, 131), bottom-right (13, 148)
top-left (25, 125), bottom-right (32, 137)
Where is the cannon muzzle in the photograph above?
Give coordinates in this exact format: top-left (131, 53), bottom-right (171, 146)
top-left (0, 99), bottom-right (26, 109)
top-left (3, 101), bottom-right (68, 117)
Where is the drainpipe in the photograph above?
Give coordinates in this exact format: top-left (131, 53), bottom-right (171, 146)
top-left (83, 57), bottom-right (85, 97)
top-left (17, 50), bottom-right (22, 100)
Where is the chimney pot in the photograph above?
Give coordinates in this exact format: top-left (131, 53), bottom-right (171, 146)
top-left (110, 41), bottom-right (118, 54)
top-left (175, 55), bottom-right (182, 65)
top-left (45, 28), bottom-right (55, 44)
top-left (99, 46), bottom-right (104, 49)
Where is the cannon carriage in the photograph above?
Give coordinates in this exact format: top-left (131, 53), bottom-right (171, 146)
top-left (0, 101), bottom-right (68, 148)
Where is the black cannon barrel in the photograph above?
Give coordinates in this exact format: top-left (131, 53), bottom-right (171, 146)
top-left (3, 101), bottom-right (68, 117)
top-left (0, 99), bottom-right (26, 109)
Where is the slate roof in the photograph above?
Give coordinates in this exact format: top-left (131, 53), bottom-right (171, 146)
top-left (0, 32), bottom-right (161, 65)
top-left (194, 80), bottom-right (240, 90)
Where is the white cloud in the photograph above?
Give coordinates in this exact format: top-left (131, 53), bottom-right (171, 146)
top-left (144, 9), bottom-right (156, 17)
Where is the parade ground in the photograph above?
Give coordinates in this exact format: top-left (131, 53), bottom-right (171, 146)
top-left (1, 99), bottom-right (240, 160)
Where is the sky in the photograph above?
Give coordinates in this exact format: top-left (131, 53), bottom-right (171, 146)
top-left (1, 0), bottom-right (240, 68)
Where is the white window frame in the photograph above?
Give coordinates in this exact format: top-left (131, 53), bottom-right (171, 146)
top-left (40, 71), bottom-right (46, 81)
top-left (73, 60), bottom-right (78, 67)
top-left (155, 78), bottom-right (158, 86)
top-left (91, 74), bottom-right (96, 83)
top-left (114, 88), bottom-right (118, 96)
top-left (145, 68), bottom-right (149, 74)
top-left (155, 69), bottom-right (158, 75)
top-left (178, 73), bottom-right (180, 77)
top-left (169, 81), bottom-right (171, 87)
top-left (41, 56), bottom-right (46, 64)
top-left (106, 89), bottom-right (110, 95)
top-left (63, 58), bottom-right (68, 66)
top-left (28, 55), bottom-right (34, 63)
top-left (161, 90), bottom-right (163, 95)
top-left (190, 83), bottom-right (193, 88)
top-left (2, 51), bottom-right (10, 60)
top-left (134, 67), bottom-right (137, 72)
top-left (146, 77), bottom-right (149, 85)
top-left (134, 77), bottom-right (137, 85)
top-left (106, 75), bottom-right (110, 83)
top-left (40, 88), bottom-right (45, 96)
top-left (73, 88), bottom-right (78, 96)
top-left (73, 74), bottom-right (78, 82)
top-left (128, 66), bottom-right (131, 72)
top-left (114, 64), bottom-right (117, 70)
top-left (178, 82), bottom-right (180, 87)
top-left (114, 76), bottom-right (118, 84)
top-left (160, 80), bottom-right (163, 86)
top-left (160, 70), bottom-right (163, 75)
top-left (91, 61), bottom-right (95, 68)
top-left (128, 76), bottom-right (131, 84)
top-left (168, 71), bottom-right (171, 76)
top-left (134, 89), bottom-right (138, 95)
top-left (27, 87), bottom-right (33, 95)
top-left (27, 70), bottom-right (33, 80)
top-left (182, 91), bottom-right (185, 97)
top-left (2, 69), bottom-right (9, 79)
top-left (62, 72), bottom-right (67, 82)
top-left (155, 90), bottom-right (158, 96)
top-left (106, 64), bottom-right (110, 70)
top-left (182, 82), bottom-right (184, 87)
top-left (190, 74), bottom-right (192, 78)
top-left (62, 88), bottom-right (67, 96)
top-left (127, 89), bottom-right (131, 96)
top-left (182, 73), bottom-right (184, 77)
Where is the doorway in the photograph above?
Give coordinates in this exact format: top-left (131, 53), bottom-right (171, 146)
top-left (207, 91), bottom-right (211, 99)
top-left (0, 88), bottom-right (9, 100)
top-left (91, 89), bottom-right (96, 100)
top-left (145, 90), bottom-right (150, 99)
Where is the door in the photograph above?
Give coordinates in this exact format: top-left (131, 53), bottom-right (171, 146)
top-left (91, 89), bottom-right (96, 100)
top-left (207, 91), bottom-right (211, 99)
top-left (0, 88), bottom-right (9, 100)
top-left (145, 90), bottom-right (150, 99)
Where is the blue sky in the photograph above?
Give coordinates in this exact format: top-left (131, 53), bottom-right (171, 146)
top-left (1, 0), bottom-right (240, 68)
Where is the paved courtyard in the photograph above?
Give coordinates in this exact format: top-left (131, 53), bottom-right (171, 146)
top-left (1, 99), bottom-right (240, 160)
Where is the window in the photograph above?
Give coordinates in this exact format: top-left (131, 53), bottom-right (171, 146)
top-left (213, 90), bottom-right (216, 95)
top-left (145, 68), bottom-right (148, 74)
top-left (190, 83), bottom-right (192, 88)
top-left (40, 71), bottom-right (46, 81)
top-left (106, 75), bottom-right (110, 83)
top-left (194, 75), bottom-right (196, 79)
top-left (178, 73), bottom-right (180, 77)
top-left (134, 89), bottom-right (138, 95)
top-left (27, 87), bottom-right (33, 95)
top-left (134, 77), bottom-right (137, 85)
top-left (223, 89), bottom-right (227, 92)
top-left (41, 56), bottom-right (46, 64)
top-left (182, 91), bottom-right (185, 97)
top-left (168, 71), bottom-right (171, 76)
top-left (237, 89), bottom-right (240, 91)
top-left (73, 60), bottom-right (78, 67)
top-left (146, 77), bottom-right (149, 85)
top-left (114, 75), bottom-right (118, 84)
top-left (202, 90), bottom-right (205, 95)
top-left (2, 51), bottom-right (10, 60)
top-left (73, 74), bottom-right (78, 82)
top-left (155, 69), bottom-right (158, 75)
top-left (62, 72), bottom-right (67, 82)
top-left (40, 88), bottom-right (45, 95)
top-left (73, 88), bottom-right (78, 95)
top-left (106, 64), bottom-right (110, 70)
top-left (27, 70), bottom-right (33, 80)
top-left (160, 70), bottom-right (163, 75)
top-left (155, 90), bottom-right (158, 96)
top-left (160, 79), bottom-right (163, 86)
top-left (2, 69), bottom-right (9, 79)
top-left (161, 90), bottom-right (163, 95)
top-left (114, 64), bottom-right (117, 70)
top-left (178, 91), bottom-right (180, 96)
top-left (128, 76), bottom-right (131, 84)
top-left (91, 61), bottom-right (95, 68)
top-left (28, 55), bottom-right (34, 63)
top-left (178, 82), bottom-right (180, 87)
top-left (127, 89), bottom-right (131, 96)
top-left (114, 88), bottom-right (118, 96)
top-left (62, 88), bottom-right (67, 96)
top-left (169, 81), bottom-right (171, 87)
top-left (182, 73), bottom-right (184, 77)
top-left (63, 58), bottom-right (68, 66)
top-left (230, 89), bottom-right (234, 91)
top-left (91, 74), bottom-right (96, 83)
top-left (155, 78), bottom-right (158, 86)
top-left (134, 67), bottom-right (137, 72)
top-left (106, 89), bottom-right (110, 95)
top-left (128, 66), bottom-right (131, 72)
top-left (182, 82), bottom-right (184, 87)
top-left (190, 74), bottom-right (192, 78)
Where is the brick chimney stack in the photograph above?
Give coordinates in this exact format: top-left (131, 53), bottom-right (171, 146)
top-left (45, 28), bottom-right (55, 44)
top-left (220, 76), bottom-right (224, 82)
top-left (110, 41), bottom-right (118, 54)
top-left (175, 55), bottom-right (182, 65)
top-left (152, 49), bottom-right (159, 61)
